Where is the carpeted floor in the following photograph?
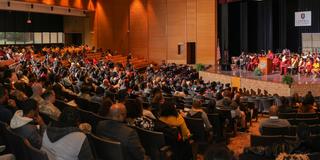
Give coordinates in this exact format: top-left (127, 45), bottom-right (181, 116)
top-left (228, 117), bottom-right (267, 157)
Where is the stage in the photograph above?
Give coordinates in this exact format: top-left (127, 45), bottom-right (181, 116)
top-left (199, 68), bottom-right (320, 96)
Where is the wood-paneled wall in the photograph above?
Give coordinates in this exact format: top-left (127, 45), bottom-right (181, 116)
top-left (135, 0), bottom-right (218, 64)
top-left (19, 0), bottom-right (218, 65)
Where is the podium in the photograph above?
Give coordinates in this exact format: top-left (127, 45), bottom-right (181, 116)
top-left (258, 57), bottom-right (272, 75)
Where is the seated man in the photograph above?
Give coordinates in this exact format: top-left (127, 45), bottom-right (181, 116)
top-left (259, 105), bottom-right (290, 134)
top-left (39, 90), bottom-right (61, 121)
top-left (10, 99), bottom-right (45, 149)
top-left (96, 103), bottom-right (146, 160)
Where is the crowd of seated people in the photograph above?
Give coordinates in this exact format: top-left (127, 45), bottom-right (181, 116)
top-left (1, 45), bottom-right (320, 160)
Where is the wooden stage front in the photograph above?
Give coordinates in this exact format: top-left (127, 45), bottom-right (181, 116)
top-left (199, 68), bottom-right (320, 96)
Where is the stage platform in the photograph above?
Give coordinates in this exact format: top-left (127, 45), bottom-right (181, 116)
top-left (199, 68), bottom-right (320, 96)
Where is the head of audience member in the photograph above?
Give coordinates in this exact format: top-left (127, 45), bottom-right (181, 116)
top-left (215, 92), bottom-right (223, 101)
top-left (269, 105), bottom-right (279, 117)
top-left (97, 97), bottom-right (113, 117)
top-left (125, 98), bottom-right (143, 119)
top-left (95, 86), bottom-right (105, 97)
top-left (204, 144), bottom-right (234, 160)
top-left (192, 99), bottom-right (202, 110)
top-left (160, 102), bottom-right (178, 118)
top-left (117, 89), bottom-right (128, 103)
top-left (42, 89), bottom-right (56, 103)
top-left (32, 83), bottom-right (43, 96)
top-left (222, 90), bottom-right (232, 99)
top-left (56, 107), bottom-right (80, 128)
top-left (0, 86), bottom-right (9, 105)
top-left (302, 95), bottom-right (314, 106)
top-left (296, 123), bottom-right (310, 141)
top-left (107, 103), bottom-right (127, 122)
top-left (20, 99), bottom-right (39, 119)
top-left (152, 89), bottom-right (164, 104)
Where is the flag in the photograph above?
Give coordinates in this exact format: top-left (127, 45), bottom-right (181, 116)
top-left (217, 39), bottom-right (221, 64)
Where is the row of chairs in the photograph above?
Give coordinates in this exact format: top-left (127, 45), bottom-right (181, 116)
top-left (88, 127), bottom-right (171, 160)
top-left (279, 112), bottom-right (320, 119)
top-left (0, 122), bottom-right (48, 160)
top-left (250, 134), bottom-right (320, 152)
top-left (261, 125), bottom-right (320, 136)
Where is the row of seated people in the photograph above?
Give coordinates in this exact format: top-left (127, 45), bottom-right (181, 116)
top-left (0, 83), bottom-right (241, 160)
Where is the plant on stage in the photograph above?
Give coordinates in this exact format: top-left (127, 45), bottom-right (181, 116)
top-left (282, 74), bottom-right (294, 86)
top-left (253, 68), bottom-right (262, 76)
top-left (196, 64), bottom-right (205, 71)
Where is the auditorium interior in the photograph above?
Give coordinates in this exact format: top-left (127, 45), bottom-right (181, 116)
top-left (1, 0), bottom-right (320, 160)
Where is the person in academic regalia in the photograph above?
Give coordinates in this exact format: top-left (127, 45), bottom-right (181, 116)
top-left (272, 55), bottom-right (281, 72)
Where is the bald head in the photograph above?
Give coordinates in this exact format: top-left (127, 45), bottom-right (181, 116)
top-left (269, 105), bottom-right (279, 117)
top-left (108, 103), bottom-right (127, 122)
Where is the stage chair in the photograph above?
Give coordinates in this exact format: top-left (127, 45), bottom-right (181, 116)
top-left (216, 109), bottom-right (237, 137)
top-left (88, 133), bottom-right (125, 160)
top-left (134, 127), bottom-right (172, 160)
top-left (261, 127), bottom-right (290, 136)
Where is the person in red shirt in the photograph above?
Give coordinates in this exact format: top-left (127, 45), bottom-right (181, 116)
top-left (272, 55), bottom-right (280, 72)
top-left (280, 55), bottom-right (291, 75)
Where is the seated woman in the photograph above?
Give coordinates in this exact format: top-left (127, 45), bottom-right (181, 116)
top-left (159, 102), bottom-right (190, 141)
top-left (41, 107), bottom-right (94, 160)
top-left (125, 98), bottom-right (154, 130)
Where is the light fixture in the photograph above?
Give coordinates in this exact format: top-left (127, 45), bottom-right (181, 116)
top-left (27, 13), bottom-right (32, 24)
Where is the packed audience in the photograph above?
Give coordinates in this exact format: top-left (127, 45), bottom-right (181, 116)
top-left (0, 45), bottom-right (319, 160)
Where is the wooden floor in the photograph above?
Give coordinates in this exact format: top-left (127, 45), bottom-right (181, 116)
top-left (228, 117), bottom-right (266, 157)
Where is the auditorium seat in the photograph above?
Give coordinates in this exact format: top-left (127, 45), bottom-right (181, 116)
top-left (250, 135), bottom-right (296, 147)
top-left (39, 113), bottom-right (57, 126)
top-left (279, 113), bottom-right (296, 119)
top-left (87, 133), bottom-right (125, 160)
top-left (184, 117), bottom-right (210, 155)
top-left (207, 113), bottom-right (224, 141)
top-left (76, 97), bottom-right (101, 113)
top-left (296, 113), bottom-right (318, 119)
top-left (134, 127), bottom-right (172, 160)
top-left (77, 108), bottom-right (99, 130)
top-left (3, 126), bottom-right (30, 160)
top-left (288, 118), bottom-right (320, 125)
top-left (261, 127), bottom-right (290, 136)
top-left (54, 99), bottom-right (70, 111)
top-left (24, 140), bottom-right (49, 160)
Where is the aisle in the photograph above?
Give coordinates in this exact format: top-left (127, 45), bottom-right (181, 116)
top-left (227, 117), bottom-right (266, 156)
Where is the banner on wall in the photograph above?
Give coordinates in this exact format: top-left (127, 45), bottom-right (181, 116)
top-left (295, 11), bottom-right (312, 27)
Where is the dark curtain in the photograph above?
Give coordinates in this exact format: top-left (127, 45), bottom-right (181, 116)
top-left (218, 0), bottom-right (320, 55)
